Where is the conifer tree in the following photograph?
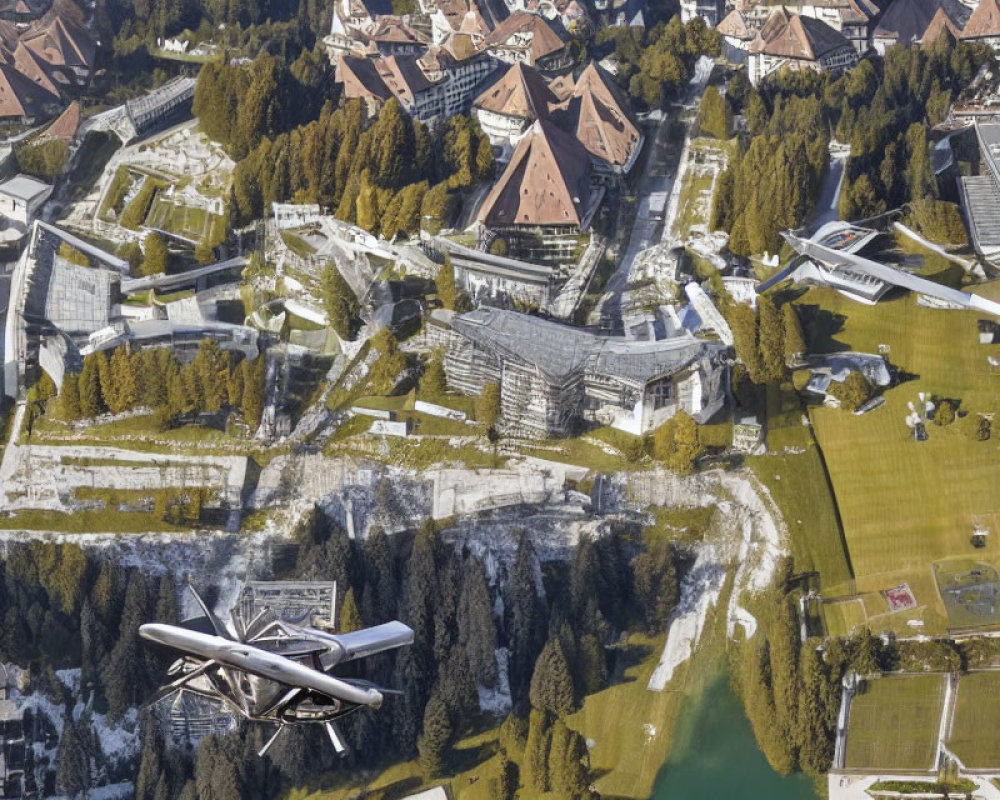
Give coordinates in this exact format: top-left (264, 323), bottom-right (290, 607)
top-left (457, 557), bottom-right (498, 688)
top-left (529, 635), bottom-right (575, 717)
top-left (142, 232), bottom-right (168, 277)
top-left (421, 354), bottom-right (447, 400)
top-left (108, 346), bottom-right (138, 413)
top-left (524, 708), bottom-right (552, 790)
top-left (435, 254), bottom-right (458, 310)
top-left (757, 296), bottom-right (785, 382)
top-left (56, 716), bottom-right (89, 797)
top-left (417, 692), bottom-right (452, 777)
top-left (508, 532), bottom-right (544, 700)
top-left (339, 587), bottom-right (362, 633)
top-left (782, 302), bottom-right (807, 365)
top-left (79, 354), bottom-right (104, 419)
top-left (476, 382), bottom-right (501, 430)
top-left (321, 262), bottom-right (359, 340)
top-left (59, 373), bottom-right (81, 420)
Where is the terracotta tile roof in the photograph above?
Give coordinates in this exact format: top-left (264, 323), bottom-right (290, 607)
top-left (962, 0), bottom-right (1000, 38)
top-left (375, 54), bottom-right (435, 104)
top-left (459, 7), bottom-right (489, 36)
top-left (749, 9), bottom-right (852, 60)
top-left (485, 11), bottom-right (565, 65)
top-left (40, 98), bottom-right (78, 139)
top-left (0, 20), bottom-right (18, 50)
top-left (474, 61), bottom-right (557, 120)
top-left (0, 60), bottom-right (60, 118)
top-left (21, 14), bottom-right (94, 71)
top-left (369, 17), bottom-right (428, 44)
top-left (873, 0), bottom-right (970, 44)
top-left (337, 55), bottom-right (392, 101)
top-left (12, 41), bottom-right (62, 97)
top-left (547, 72), bottom-right (574, 100)
top-left (555, 61), bottom-right (640, 168)
top-left (718, 9), bottom-right (753, 40)
top-left (923, 6), bottom-right (963, 41)
top-left (442, 31), bottom-right (480, 59)
top-left (477, 118), bottom-right (593, 227)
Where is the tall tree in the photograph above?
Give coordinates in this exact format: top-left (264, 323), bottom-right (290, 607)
top-left (529, 635), bottom-right (575, 718)
top-left (417, 692), bottom-right (452, 777)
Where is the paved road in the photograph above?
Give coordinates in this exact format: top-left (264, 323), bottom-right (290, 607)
top-left (809, 146), bottom-right (849, 234)
top-left (597, 56), bottom-right (715, 329)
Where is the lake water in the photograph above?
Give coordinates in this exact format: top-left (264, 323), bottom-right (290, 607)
top-left (650, 672), bottom-right (818, 800)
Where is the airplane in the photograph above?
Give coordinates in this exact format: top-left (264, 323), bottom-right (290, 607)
top-left (140, 584), bottom-right (414, 756)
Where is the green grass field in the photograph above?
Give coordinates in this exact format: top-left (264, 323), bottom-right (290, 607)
top-left (949, 672), bottom-right (1000, 768)
top-left (801, 285), bottom-right (1000, 625)
top-left (747, 384), bottom-right (854, 595)
top-left (822, 598), bottom-right (867, 637)
top-left (845, 675), bottom-right (945, 771)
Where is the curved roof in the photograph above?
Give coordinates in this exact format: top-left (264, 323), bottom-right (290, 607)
top-left (452, 306), bottom-right (723, 385)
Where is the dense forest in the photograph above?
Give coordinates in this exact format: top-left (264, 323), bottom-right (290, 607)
top-left (228, 99), bottom-right (493, 233)
top-left (0, 510), bottom-right (681, 798)
top-left (96, 0), bottom-right (330, 60)
top-left (0, 477), bottom-right (684, 795)
top-left (711, 35), bottom-right (992, 256)
top-left (41, 341), bottom-right (267, 431)
top-left (595, 16), bottom-right (720, 109)
top-left (192, 56), bottom-right (494, 234)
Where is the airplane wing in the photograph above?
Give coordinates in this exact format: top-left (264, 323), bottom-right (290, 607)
top-left (315, 621), bottom-right (415, 664)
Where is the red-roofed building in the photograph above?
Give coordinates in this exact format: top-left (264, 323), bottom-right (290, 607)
top-left (484, 12), bottom-right (571, 73)
top-left (748, 8), bottom-right (857, 85)
top-left (961, 0), bottom-right (1000, 52)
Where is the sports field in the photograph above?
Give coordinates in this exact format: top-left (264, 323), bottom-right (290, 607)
top-left (844, 675), bottom-right (945, 770)
top-left (801, 284), bottom-right (1000, 623)
top-left (948, 672), bottom-right (1000, 768)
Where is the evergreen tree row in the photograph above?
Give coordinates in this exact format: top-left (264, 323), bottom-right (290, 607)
top-left (57, 341), bottom-right (266, 430)
top-left (229, 98), bottom-right (493, 234)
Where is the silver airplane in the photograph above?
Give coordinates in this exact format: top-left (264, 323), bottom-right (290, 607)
top-left (140, 585), bottom-right (413, 756)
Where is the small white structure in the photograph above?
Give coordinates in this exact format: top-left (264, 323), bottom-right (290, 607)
top-left (370, 419), bottom-right (410, 437)
top-left (733, 414), bottom-right (764, 453)
top-left (0, 174), bottom-right (52, 233)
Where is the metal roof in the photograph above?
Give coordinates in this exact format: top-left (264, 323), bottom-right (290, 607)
top-left (0, 173), bottom-right (50, 202)
top-left (452, 307), bottom-right (724, 385)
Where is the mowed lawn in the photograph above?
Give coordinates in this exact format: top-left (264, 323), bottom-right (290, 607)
top-left (845, 675), bottom-right (945, 770)
top-left (749, 383), bottom-right (854, 596)
top-left (802, 285), bottom-right (1000, 603)
top-left (948, 672), bottom-right (1000, 768)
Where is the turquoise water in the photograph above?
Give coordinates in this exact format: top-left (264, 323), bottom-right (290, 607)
top-left (650, 672), bottom-right (818, 800)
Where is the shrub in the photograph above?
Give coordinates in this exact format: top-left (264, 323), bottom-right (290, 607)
top-left (905, 199), bottom-right (968, 246)
top-left (935, 399), bottom-right (955, 425)
top-left (828, 371), bottom-right (871, 412)
top-left (16, 139), bottom-right (68, 177)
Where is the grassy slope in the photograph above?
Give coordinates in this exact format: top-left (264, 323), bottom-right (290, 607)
top-left (802, 285), bottom-right (1000, 630)
top-left (844, 675), bottom-right (945, 771)
top-left (948, 672), bottom-right (1000, 768)
top-left (748, 383), bottom-right (853, 595)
